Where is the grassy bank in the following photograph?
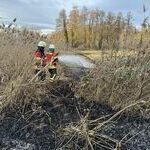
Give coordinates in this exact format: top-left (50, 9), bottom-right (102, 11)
top-left (0, 27), bottom-right (150, 150)
top-left (74, 52), bottom-right (150, 117)
top-left (78, 50), bottom-right (136, 61)
top-left (0, 27), bottom-right (150, 118)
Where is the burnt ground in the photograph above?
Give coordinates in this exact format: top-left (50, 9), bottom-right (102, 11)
top-left (0, 80), bottom-right (150, 150)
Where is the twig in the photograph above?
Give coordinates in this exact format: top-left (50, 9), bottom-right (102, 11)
top-left (93, 100), bottom-right (147, 132)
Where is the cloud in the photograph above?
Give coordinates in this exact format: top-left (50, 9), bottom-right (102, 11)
top-left (0, 0), bottom-right (149, 29)
top-left (11, 0), bottom-right (40, 4)
top-left (0, 0), bottom-right (58, 28)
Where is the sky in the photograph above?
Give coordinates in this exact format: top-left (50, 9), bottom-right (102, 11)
top-left (0, 0), bottom-right (150, 32)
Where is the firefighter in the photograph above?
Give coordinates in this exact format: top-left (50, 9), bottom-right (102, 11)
top-left (44, 44), bottom-right (58, 80)
top-left (33, 41), bottom-right (46, 81)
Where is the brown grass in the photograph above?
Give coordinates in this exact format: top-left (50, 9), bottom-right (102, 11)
top-left (0, 28), bottom-right (44, 110)
top-left (78, 50), bottom-right (136, 60)
top-left (1, 26), bottom-right (150, 116)
top-left (0, 27), bottom-right (70, 111)
top-left (74, 50), bottom-right (150, 117)
top-left (0, 27), bottom-right (150, 150)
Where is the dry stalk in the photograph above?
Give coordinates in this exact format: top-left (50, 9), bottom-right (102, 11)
top-left (92, 100), bottom-right (147, 132)
top-left (62, 100), bottom-right (149, 149)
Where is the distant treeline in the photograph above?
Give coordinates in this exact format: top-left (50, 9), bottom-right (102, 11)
top-left (50, 6), bottom-right (150, 50)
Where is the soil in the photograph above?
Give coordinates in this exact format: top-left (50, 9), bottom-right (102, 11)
top-left (0, 80), bottom-right (150, 150)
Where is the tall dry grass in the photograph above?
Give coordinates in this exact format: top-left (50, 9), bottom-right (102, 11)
top-left (0, 26), bottom-right (150, 116)
top-left (0, 26), bottom-right (150, 150)
top-left (74, 50), bottom-right (150, 117)
top-left (0, 27), bottom-right (47, 110)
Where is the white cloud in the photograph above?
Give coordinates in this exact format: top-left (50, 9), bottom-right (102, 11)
top-left (0, 0), bottom-right (148, 29)
top-left (16, 0), bottom-right (40, 4)
top-left (40, 28), bottom-right (55, 35)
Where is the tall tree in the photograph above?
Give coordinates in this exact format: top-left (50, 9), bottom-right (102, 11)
top-left (56, 9), bottom-right (69, 44)
top-left (69, 6), bottom-right (80, 47)
top-left (53, 8), bottom-right (135, 51)
top-left (81, 6), bottom-right (88, 45)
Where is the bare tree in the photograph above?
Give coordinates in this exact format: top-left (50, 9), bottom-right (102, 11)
top-left (56, 9), bottom-right (69, 44)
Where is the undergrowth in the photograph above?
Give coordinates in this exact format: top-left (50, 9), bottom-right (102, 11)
top-left (0, 27), bottom-right (150, 150)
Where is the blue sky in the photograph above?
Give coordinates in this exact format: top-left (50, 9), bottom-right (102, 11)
top-left (0, 0), bottom-right (149, 30)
